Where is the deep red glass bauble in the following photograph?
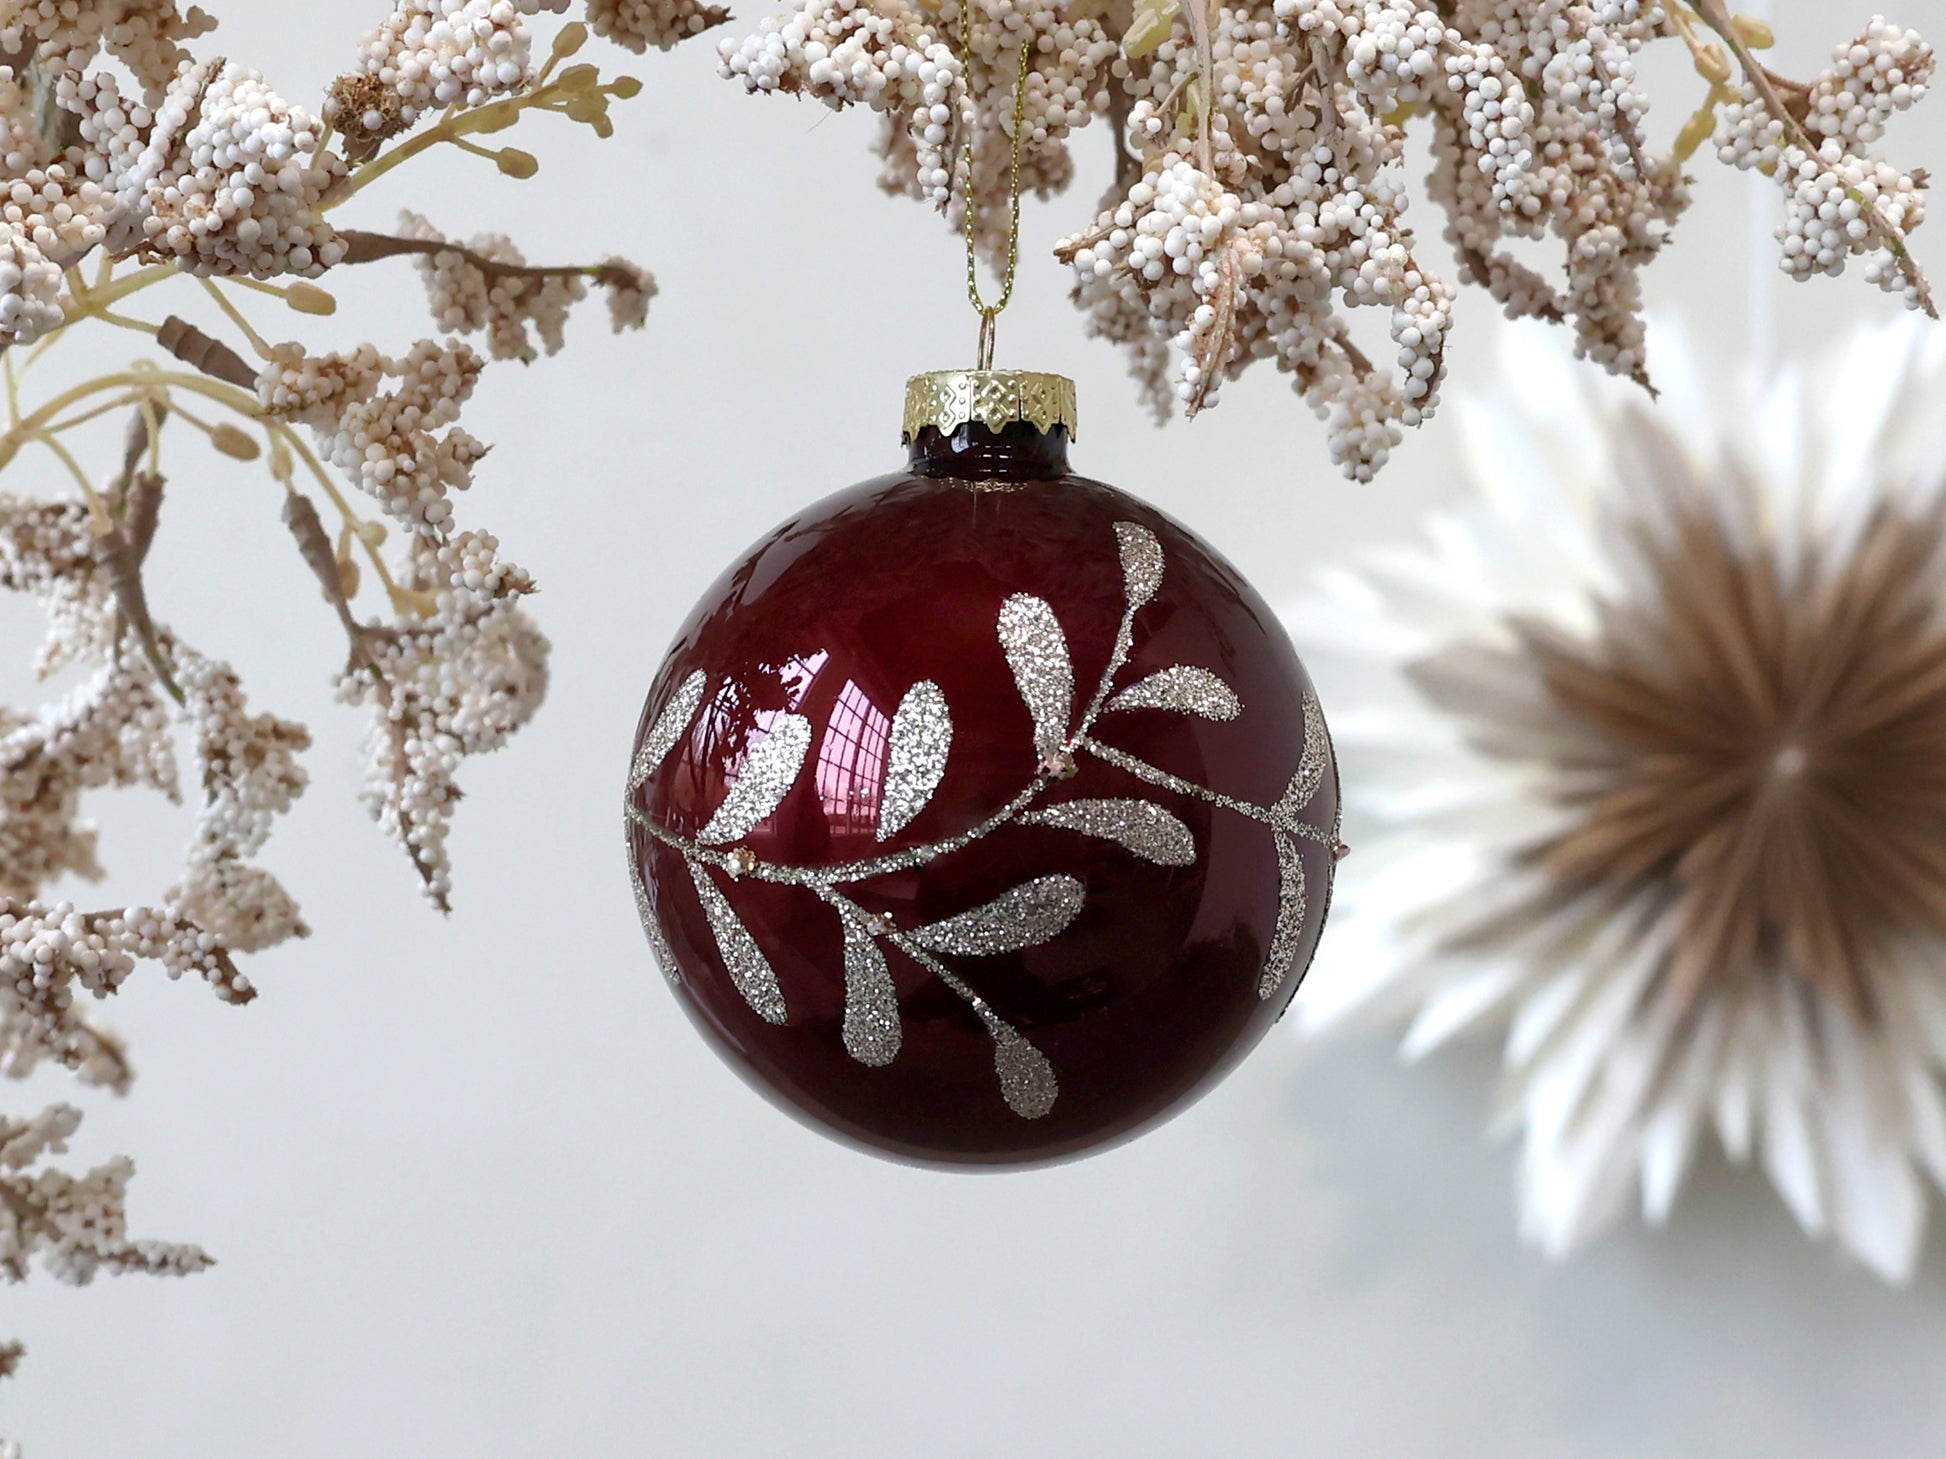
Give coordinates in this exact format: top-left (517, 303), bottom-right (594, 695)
top-left (624, 419), bottom-right (1338, 1167)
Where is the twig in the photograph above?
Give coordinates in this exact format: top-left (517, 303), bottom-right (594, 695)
top-left (280, 488), bottom-right (381, 678)
top-left (101, 407), bottom-right (182, 703)
top-left (1570, 4), bottom-right (1651, 177)
top-left (336, 229), bottom-right (635, 290)
top-left (157, 316), bottom-right (260, 390)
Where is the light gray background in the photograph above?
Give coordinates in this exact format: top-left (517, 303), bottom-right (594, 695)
top-left (8, 2), bottom-right (1946, 1453)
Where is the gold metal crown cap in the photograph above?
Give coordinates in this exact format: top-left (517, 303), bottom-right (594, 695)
top-left (902, 370), bottom-right (1078, 444)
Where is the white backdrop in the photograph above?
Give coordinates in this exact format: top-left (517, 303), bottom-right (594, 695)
top-left (9, 2), bottom-right (1946, 1454)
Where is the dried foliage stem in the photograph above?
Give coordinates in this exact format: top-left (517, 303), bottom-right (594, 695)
top-left (336, 230), bottom-right (636, 292)
top-left (0, 0), bottom-right (717, 1436)
top-left (722, 0), bottom-right (1938, 477)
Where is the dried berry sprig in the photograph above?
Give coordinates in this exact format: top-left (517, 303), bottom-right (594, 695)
top-left (724, 0), bottom-right (1936, 480)
top-left (0, 1), bottom-right (717, 1435)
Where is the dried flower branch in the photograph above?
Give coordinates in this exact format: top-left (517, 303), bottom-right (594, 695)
top-left (0, 0), bottom-right (720, 1437)
top-left (723, 0), bottom-right (1937, 479)
top-left (0, 1101), bottom-right (209, 1282)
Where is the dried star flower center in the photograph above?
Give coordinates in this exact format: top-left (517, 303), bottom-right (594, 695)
top-left (1510, 500), bottom-right (1946, 1014)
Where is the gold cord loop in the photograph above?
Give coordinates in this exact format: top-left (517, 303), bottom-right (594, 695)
top-left (976, 307), bottom-right (999, 370)
top-left (959, 4), bottom-right (1032, 368)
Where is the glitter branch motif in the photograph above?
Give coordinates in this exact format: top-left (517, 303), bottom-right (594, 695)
top-left (626, 520), bottom-right (1334, 1118)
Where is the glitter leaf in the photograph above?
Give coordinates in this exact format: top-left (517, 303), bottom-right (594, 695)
top-left (1024, 798), bottom-right (1196, 866)
top-left (688, 861), bottom-right (788, 1023)
top-left (992, 1027), bottom-right (1058, 1119)
top-left (629, 669), bottom-right (707, 792)
top-left (840, 918), bottom-right (902, 1066)
top-left (998, 594), bottom-right (1074, 761)
top-left (877, 680), bottom-right (951, 842)
top-left (1107, 665), bottom-right (1241, 721)
top-left (1114, 521), bottom-right (1164, 610)
top-left (1258, 831), bottom-right (1308, 1000)
top-left (629, 847), bottom-right (679, 986)
top-left (699, 712), bottom-right (811, 845)
top-left (907, 874), bottom-right (1086, 956)
top-left (1276, 688), bottom-right (1331, 818)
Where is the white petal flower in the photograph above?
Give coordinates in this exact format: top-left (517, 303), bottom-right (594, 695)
top-left (1285, 317), bottom-right (1946, 1282)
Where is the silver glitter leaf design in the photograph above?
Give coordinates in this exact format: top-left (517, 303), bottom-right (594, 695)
top-left (1024, 798), bottom-right (1196, 867)
top-left (992, 1027), bottom-right (1058, 1119)
top-left (840, 919), bottom-right (902, 1066)
top-left (1276, 688), bottom-right (1330, 818)
top-left (906, 874), bottom-right (1086, 956)
top-left (699, 712), bottom-right (812, 845)
top-left (1257, 831), bottom-right (1308, 1000)
top-left (631, 862), bottom-right (679, 986)
top-left (689, 862), bottom-right (788, 1023)
top-left (1107, 665), bottom-right (1242, 721)
top-left (627, 517), bottom-right (1337, 1125)
top-left (628, 669), bottom-right (707, 792)
top-left (877, 681), bottom-right (952, 842)
top-left (998, 594), bottom-right (1074, 761)
top-left (1114, 521), bottom-right (1164, 610)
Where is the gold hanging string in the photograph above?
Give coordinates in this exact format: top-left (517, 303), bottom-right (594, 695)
top-left (958, 2), bottom-right (1032, 372)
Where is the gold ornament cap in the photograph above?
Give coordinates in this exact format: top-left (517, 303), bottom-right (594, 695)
top-left (902, 370), bottom-right (1078, 444)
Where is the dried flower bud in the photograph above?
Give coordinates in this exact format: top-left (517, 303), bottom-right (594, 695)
top-left (1732, 14), bottom-right (1776, 50)
top-left (209, 423), bottom-right (259, 460)
top-left (564, 91), bottom-right (608, 127)
top-left (496, 147), bottom-right (540, 179)
top-left (284, 282), bottom-right (337, 316)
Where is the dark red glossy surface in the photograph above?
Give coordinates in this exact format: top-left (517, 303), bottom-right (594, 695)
top-left (626, 425), bottom-right (1337, 1166)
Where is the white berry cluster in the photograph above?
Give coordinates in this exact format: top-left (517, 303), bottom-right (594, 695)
top-left (394, 212), bottom-right (657, 356)
top-left (165, 653), bottom-right (311, 954)
top-left (0, 0), bottom-right (216, 98)
top-left (732, 0), bottom-right (1936, 478)
top-left (0, 658), bottom-right (178, 900)
top-left (1716, 19), bottom-right (1934, 309)
top-left (0, 1100), bottom-right (209, 1286)
top-left (598, 255), bottom-right (657, 330)
top-left (1801, 19), bottom-right (1932, 148)
top-left (0, 74), bottom-right (115, 346)
top-left (400, 209), bottom-right (585, 362)
top-left (2, 898), bottom-right (251, 1096)
top-left (0, 35), bottom-right (349, 340)
top-left (723, 0), bottom-right (1116, 268)
top-left (338, 531), bottom-right (549, 911)
top-left (258, 338), bottom-right (489, 532)
top-left (1048, 4), bottom-right (1466, 478)
top-left (588, 0), bottom-right (732, 52)
top-left (0, 501), bottom-right (176, 906)
top-left (324, 0), bottom-right (572, 158)
top-left (116, 59), bottom-right (347, 278)
top-left (719, 0), bottom-right (967, 211)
